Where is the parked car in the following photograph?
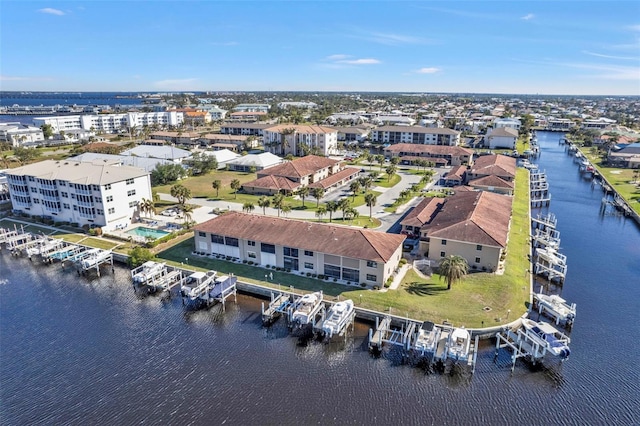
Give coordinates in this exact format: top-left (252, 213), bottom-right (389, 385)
top-left (161, 208), bottom-right (178, 217)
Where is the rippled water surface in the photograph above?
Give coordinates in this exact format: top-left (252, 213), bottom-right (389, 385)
top-left (1, 132), bottom-right (639, 425)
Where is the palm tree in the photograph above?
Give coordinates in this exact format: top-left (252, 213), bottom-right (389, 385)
top-left (230, 179), bottom-right (241, 199)
top-left (181, 204), bottom-right (195, 227)
top-left (243, 202), bottom-right (255, 213)
top-left (272, 193), bottom-right (285, 217)
top-left (385, 164), bottom-right (397, 182)
top-left (359, 175), bottom-right (373, 192)
top-left (212, 179), bottom-right (221, 198)
top-left (438, 255), bottom-right (469, 290)
top-left (364, 192), bottom-right (377, 218)
top-left (170, 184), bottom-right (191, 206)
top-left (344, 207), bottom-right (359, 222)
top-left (349, 180), bottom-right (361, 200)
top-left (141, 198), bottom-right (155, 218)
top-left (311, 187), bottom-right (325, 207)
top-left (296, 186), bottom-right (310, 207)
top-left (375, 154), bottom-right (385, 170)
top-left (325, 200), bottom-right (338, 222)
top-left (338, 197), bottom-right (351, 220)
top-left (315, 205), bottom-right (327, 221)
top-left (281, 204), bottom-right (292, 217)
top-left (257, 196), bottom-right (271, 215)
top-left (366, 153), bottom-right (374, 170)
top-left (390, 156), bottom-right (400, 166)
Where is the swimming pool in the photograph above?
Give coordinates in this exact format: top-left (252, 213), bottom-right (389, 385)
top-left (125, 227), bottom-right (171, 240)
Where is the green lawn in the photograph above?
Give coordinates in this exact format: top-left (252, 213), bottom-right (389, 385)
top-left (310, 216), bottom-right (382, 228)
top-left (373, 173), bottom-right (401, 188)
top-left (158, 170), bottom-right (530, 328)
top-left (579, 147), bottom-right (640, 215)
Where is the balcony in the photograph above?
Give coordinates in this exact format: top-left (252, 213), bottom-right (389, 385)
top-left (77, 199), bottom-right (95, 208)
top-left (75, 188), bottom-right (92, 196)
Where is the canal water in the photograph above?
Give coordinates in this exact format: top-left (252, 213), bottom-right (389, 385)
top-left (1, 131), bottom-right (639, 425)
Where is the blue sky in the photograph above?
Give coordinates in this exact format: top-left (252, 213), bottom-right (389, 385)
top-left (1, 1), bottom-right (639, 95)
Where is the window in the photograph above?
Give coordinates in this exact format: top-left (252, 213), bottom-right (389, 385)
top-left (129, 201), bottom-right (137, 208)
top-left (261, 243), bottom-right (276, 254)
top-left (283, 257), bottom-right (299, 271)
top-left (225, 237), bottom-right (239, 247)
top-left (127, 189), bottom-right (136, 196)
top-left (106, 195), bottom-right (113, 202)
top-left (105, 184), bottom-right (111, 190)
top-left (198, 232), bottom-right (206, 237)
top-left (247, 251), bottom-right (256, 259)
top-left (92, 185), bottom-right (99, 191)
top-left (324, 264), bottom-right (341, 279)
top-left (63, 203), bottom-right (70, 209)
top-left (440, 251), bottom-right (446, 257)
top-left (304, 250), bottom-right (313, 256)
top-left (476, 245), bottom-right (482, 251)
top-left (366, 260), bottom-right (377, 268)
top-left (342, 267), bottom-right (359, 282)
top-left (33, 198), bottom-right (40, 204)
top-left (210, 234), bottom-right (224, 244)
top-left (283, 247), bottom-right (298, 257)
top-left (304, 262), bottom-right (314, 269)
top-left (96, 209), bottom-right (103, 214)
top-left (61, 192), bottom-right (68, 198)
top-left (248, 240), bottom-right (255, 246)
top-left (31, 187), bottom-right (37, 192)
top-left (59, 181), bottom-right (66, 187)
top-left (441, 240), bottom-right (447, 245)
top-left (366, 274), bottom-right (377, 282)
top-left (125, 178), bottom-right (134, 185)
top-left (108, 207), bottom-right (115, 214)
top-left (475, 257), bottom-right (481, 264)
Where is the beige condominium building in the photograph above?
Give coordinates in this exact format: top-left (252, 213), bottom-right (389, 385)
top-left (194, 212), bottom-right (406, 287)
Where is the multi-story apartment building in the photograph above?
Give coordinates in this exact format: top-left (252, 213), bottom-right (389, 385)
top-left (0, 122), bottom-right (45, 147)
top-left (6, 159), bottom-right (151, 231)
top-left (194, 212), bottom-right (405, 287)
top-left (219, 123), bottom-right (269, 136)
top-left (263, 125), bottom-right (338, 156)
top-left (383, 143), bottom-right (473, 166)
top-left (33, 112), bottom-right (184, 134)
top-left (370, 126), bottom-right (460, 146)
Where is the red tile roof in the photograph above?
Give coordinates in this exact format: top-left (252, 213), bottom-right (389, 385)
top-left (242, 175), bottom-right (300, 192)
top-left (308, 167), bottom-right (360, 189)
top-left (468, 175), bottom-right (514, 189)
top-left (264, 124), bottom-right (337, 134)
top-left (422, 191), bottom-right (512, 247)
top-left (401, 197), bottom-right (445, 228)
top-left (259, 155), bottom-right (339, 179)
top-left (195, 212), bottom-right (405, 262)
top-left (470, 154), bottom-right (516, 179)
top-left (385, 143), bottom-right (473, 156)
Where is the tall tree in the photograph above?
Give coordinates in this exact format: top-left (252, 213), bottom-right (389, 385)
top-left (230, 179), bottom-right (241, 199)
top-left (212, 179), bottom-right (222, 198)
top-left (281, 204), bottom-right (292, 217)
top-left (272, 193), bottom-right (285, 217)
top-left (375, 154), bottom-right (385, 170)
top-left (180, 203), bottom-right (195, 226)
top-left (385, 164), bottom-right (397, 182)
top-left (311, 187), bottom-right (325, 207)
top-left (438, 255), bottom-right (469, 290)
top-left (315, 205), bottom-right (327, 221)
top-left (349, 180), bottom-right (361, 200)
top-left (257, 196), bottom-right (271, 215)
top-left (242, 202), bottom-right (255, 213)
top-left (345, 207), bottom-right (359, 222)
top-left (364, 192), bottom-right (377, 218)
top-left (366, 153), bottom-right (374, 170)
top-left (170, 184), bottom-right (191, 206)
top-left (296, 186), bottom-right (310, 207)
top-left (338, 197), bottom-right (351, 220)
top-left (325, 200), bottom-right (338, 222)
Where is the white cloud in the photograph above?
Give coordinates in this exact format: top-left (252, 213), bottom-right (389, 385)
top-left (38, 8), bottom-right (65, 16)
top-left (337, 58), bottom-right (380, 65)
top-left (521, 13), bottom-right (535, 21)
top-left (325, 54), bottom-right (350, 61)
top-left (627, 24), bottom-right (640, 32)
top-left (154, 78), bottom-right (199, 89)
top-left (582, 50), bottom-right (637, 60)
top-left (416, 67), bottom-right (441, 74)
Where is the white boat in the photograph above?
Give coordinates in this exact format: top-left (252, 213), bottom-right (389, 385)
top-left (535, 247), bottom-right (566, 267)
top-left (80, 249), bottom-right (112, 269)
top-left (181, 270), bottom-right (217, 300)
top-left (446, 327), bottom-right (472, 362)
top-left (131, 261), bottom-right (166, 284)
top-left (291, 291), bottom-right (323, 325)
top-left (321, 299), bottom-right (354, 338)
top-left (414, 321), bottom-right (441, 355)
top-left (521, 318), bottom-right (571, 359)
top-left (25, 237), bottom-right (61, 257)
top-left (534, 292), bottom-right (576, 325)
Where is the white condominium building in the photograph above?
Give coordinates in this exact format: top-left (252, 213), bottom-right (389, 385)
top-left (6, 159), bottom-right (152, 231)
top-left (370, 126), bottom-right (460, 146)
top-left (263, 124), bottom-right (338, 156)
top-left (33, 112), bottom-right (184, 134)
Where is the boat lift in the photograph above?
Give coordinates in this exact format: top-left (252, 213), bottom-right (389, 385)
top-left (495, 320), bottom-right (571, 371)
top-left (288, 292), bottom-right (325, 328)
top-left (532, 228), bottom-right (561, 250)
top-left (261, 292), bottom-right (294, 325)
top-left (208, 275), bottom-right (238, 311)
top-left (44, 244), bottom-right (84, 264)
top-left (533, 290), bottom-right (576, 327)
top-left (368, 316), bottom-right (416, 353)
top-left (76, 249), bottom-right (114, 276)
top-left (531, 212), bottom-right (557, 231)
top-left (313, 300), bottom-right (356, 340)
top-left (534, 248), bottom-right (568, 283)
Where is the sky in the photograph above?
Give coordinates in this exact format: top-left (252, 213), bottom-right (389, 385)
top-left (1, 1), bottom-right (639, 95)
